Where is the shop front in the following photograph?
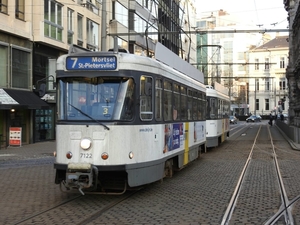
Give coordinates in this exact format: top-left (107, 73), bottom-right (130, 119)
top-left (34, 91), bottom-right (56, 142)
top-left (0, 88), bottom-right (50, 147)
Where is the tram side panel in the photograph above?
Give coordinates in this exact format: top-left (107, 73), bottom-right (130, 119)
top-left (56, 121), bottom-right (205, 188)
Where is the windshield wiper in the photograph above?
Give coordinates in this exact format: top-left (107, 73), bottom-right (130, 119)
top-left (68, 103), bottom-right (110, 130)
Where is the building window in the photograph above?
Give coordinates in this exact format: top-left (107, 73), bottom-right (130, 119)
top-left (0, 43), bottom-right (8, 87)
top-left (265, 58), bottom-right (269, 70)
top-left (86, 19), bottom-right (99, 51)
top-left (256, 99), bottom-right (259, 111)
top-left (86, 0), bottom-right (100, 15)
top-left (11, 47), bottom-right (30, 89)
top-left (256, 80), bottom-right (259, 91)
top-left (265, 78), bottom-right (270, 91)
top-left (0, 0), bottom-right (7, 13)
top-left (279, 80), bottom-right (286, 90)
top-left (280, 57), bottom-right (285, 68)
top-left (44, 0), bottom-right (63, 41)
top-left (113, 1), bottom-right (128, 28)
top-left (265, 99), bottom-right (269, 110)
top-left (67, 8), bottom-right (74, 44)
top-left (77, 14), bottom-right (83, 46)
top-left (15, 0), bottom-right (25, 20)
top-left (255, 59), bottom-right (259, 70)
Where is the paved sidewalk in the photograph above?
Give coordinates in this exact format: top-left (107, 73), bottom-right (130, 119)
top-left (274, 124), bottom-right (300, 151)
top-left (0, 141), bottom-right (56, 161)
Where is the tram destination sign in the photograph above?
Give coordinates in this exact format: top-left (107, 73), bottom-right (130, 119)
top-left (66, 56), bottom-right (117, 70)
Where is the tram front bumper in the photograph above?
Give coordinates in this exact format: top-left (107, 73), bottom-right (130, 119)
top-left (65, 163), bottom-right (96, 194)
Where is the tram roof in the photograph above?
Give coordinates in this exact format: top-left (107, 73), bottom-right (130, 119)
top-left (154, 43), bottom-right (204, 84)
top-left (57, 44), bottom-right (204, 85)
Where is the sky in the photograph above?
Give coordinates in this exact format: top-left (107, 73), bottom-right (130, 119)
top-left (195, 0), bottom-right (288, 30)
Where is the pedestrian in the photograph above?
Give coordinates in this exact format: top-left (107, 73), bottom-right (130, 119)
top-left (280, 113), bottom-right (284, 121)
top-left (269, 112), bottom-right (273, 126)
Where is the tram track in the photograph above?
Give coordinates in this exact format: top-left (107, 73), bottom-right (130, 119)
top-left (12, 194), bottom-right (83, 225)
top-left (4, 122), bottom-right (300, 224)
top-left (221, 123), bottom-right (298, 225)
top-left (11, 189), bottom-right (141, 225)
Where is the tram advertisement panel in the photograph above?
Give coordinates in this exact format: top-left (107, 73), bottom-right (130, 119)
top-left (194, 122), bottom-right (205, 143)
top-left (164, 123), bottom-right (183, 153)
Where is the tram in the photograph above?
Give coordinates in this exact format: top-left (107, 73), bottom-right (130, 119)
top-left (206, 83), bottom-right (230, 148)
top-left (54, 43), bottom-right (208, 195)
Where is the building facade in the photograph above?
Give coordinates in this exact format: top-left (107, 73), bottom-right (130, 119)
top-left (284, 0), bottom-right (300, 127)
top-left (0, 0), bottom-right (197, 147)
top-left (248, 36), bottom-right (289, 117)
top-left (196, 10), bottom-right (268, 116)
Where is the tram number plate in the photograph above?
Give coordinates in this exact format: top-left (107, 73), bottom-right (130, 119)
top-left (80, 153), bottom-right (92, 158)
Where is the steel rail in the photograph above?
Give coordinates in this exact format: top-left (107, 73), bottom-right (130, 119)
top-left (221, 125), bottom-right (262, 225)
top-left (263, 126), bottom-right (294, 225)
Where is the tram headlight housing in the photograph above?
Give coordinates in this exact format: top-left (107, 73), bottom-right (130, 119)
top-left (80, 138), bottom-right (92, 150)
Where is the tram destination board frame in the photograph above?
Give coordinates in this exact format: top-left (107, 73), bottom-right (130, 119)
top-left (66, 56), bottom-right (117, 71)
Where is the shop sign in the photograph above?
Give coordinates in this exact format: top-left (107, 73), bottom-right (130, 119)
top-left (41, 92), bottom-right (56, 103)
top-left (9, 127), bottom-right (22, 147)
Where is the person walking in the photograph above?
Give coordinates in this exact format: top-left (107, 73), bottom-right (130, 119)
top-left (269, 112), bottom-right (273, 126)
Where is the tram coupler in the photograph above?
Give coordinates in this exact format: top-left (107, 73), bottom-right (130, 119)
top-left (64, 163), bottom-right (97, 195)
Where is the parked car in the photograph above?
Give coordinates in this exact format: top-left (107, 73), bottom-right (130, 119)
top-left (277, 113), bottom-right (288, 120)
top-left (246, 115), bottom-right (261, 122)
top-left (229, 115), bottom-right (238, 124)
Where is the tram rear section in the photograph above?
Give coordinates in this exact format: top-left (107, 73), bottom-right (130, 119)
top-left (222, 122), bottom-right (300, 224)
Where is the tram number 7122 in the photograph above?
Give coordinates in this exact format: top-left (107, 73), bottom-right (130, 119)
top-left (80, 153), bottom-right (93, 158)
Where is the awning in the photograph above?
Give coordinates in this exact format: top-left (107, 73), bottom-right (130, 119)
top-left (0, 88), bottom-right (50, 109)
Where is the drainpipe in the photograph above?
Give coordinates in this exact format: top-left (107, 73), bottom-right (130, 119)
top-left (101, 0), bottom-right (107, 51)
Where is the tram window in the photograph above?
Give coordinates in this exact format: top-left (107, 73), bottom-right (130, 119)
top-left (197, 93), bottom-right (202, 120)
top-left (192, 91), bottom-right (197, 120)
top-left (210, 98), bottom-right (216, 119)
top-left (187, 90), bottom-right (193, 120)
top-left (202, 94), bottom-right (206, 120)
top-left (224, 101), bottom-right (229, 117)
top-left (155, 79), bottom-right (163, 121)
top-left (173, 83), bottom-right (180, 121)
top-left (140, 76), bottom-right (153, 121)
top-left (218, 99), bottom-right (222, 119)
top-left (163, 81), bottom-right (172, 121)
top-left (180, 87), bottom-right (187, 120)
top-left (120, 78), bottom-right (135, 120)
top-left (202, 95), bottom-right (206, 120)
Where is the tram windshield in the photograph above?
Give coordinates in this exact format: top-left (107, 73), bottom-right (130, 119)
top-left (57, 77), bottom-right (135, 121)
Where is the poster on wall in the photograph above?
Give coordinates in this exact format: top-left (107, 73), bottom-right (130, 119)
top-left (9, 127), bottom-right (22, 147)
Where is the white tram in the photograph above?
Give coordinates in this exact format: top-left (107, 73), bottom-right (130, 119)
top-left (205, 82), bottom-right (230, 148)
top-left (54, 43), bottom-right (207, 194)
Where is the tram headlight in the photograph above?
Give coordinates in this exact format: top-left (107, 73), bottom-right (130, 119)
top-left (80, 138), bottom-right (92, 150)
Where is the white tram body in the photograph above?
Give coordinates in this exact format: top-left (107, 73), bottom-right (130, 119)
top-left (54, 43), bottom-right (207, 194)
top-left (205, 83), bottom-right (230, 148)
